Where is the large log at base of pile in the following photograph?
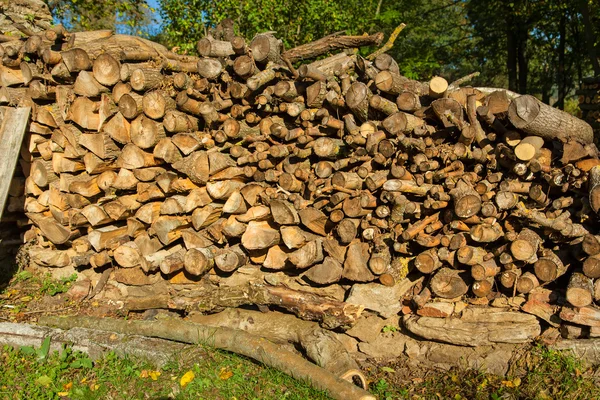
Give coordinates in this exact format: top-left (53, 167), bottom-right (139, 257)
top-left (39, 315), bottom-right (376, 400)
top-left (165, 280), bottom-right (364, 330)
top-left (403, 308), bottom-right (541, 346)
top-left (5, 17), bottom-right (600, 344)
top-left (187, 308), bottom-right (368, 387)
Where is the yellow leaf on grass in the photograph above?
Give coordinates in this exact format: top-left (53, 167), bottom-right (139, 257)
top-left (57, 392), bottom-right (69, 397)
top-left (63, 382), bottom-right (73, 390)
top-left (149, 371), bottom-right (161, 381)
top-left (180, 370), bottom-right (195, 387)
top-left (218, 368), bottom-right (233, 380)
top-left (502, 377), bottom-right (521, 388)
top-left (141, 370), bottom-right (161, 380)
top-left (35, 375), bottom-right (52, 387)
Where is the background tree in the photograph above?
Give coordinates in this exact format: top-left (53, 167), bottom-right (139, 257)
top-left (47, 0), bottom-right (154, 36)
top-left (158, 0), bottom-right (471, 81)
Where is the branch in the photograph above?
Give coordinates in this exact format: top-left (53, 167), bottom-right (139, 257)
top-left (366, 23), bottom-right (406, 60)
top-left (282, 32), bottom-right (384, 63)
top-left (449, 71), bottom-right (480, 90)
top-left (422, 0), bottom-right (463, 17)
top-left (40, 315), bottom-right (376, 400)
top-left (473, 87), bottom-right (521, 100)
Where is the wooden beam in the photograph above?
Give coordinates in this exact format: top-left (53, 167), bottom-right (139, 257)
top-left (0, 107), bottom-right (31, 220)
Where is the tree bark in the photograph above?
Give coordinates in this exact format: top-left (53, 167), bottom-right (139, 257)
top-left (41, 315), bottom-right (374, 400)
top-left (282, 32), bottom-right (384, 63)
top-left (508, 95), bottom-right (594, 145)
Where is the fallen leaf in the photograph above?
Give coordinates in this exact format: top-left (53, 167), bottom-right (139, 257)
top-left (35, 375), bottom-right (52, 387)
top-left (63, 382), bottom-right (73, 390)
top-left (180, 370), bottom-right (195, 387)
top-left (140, 370), bottom-right (149, 378)
top-left (502, 377), bottom-right (521, 388)
top-left (149, 371), bottom-right (161, 381)
top-left (218, 368), bottom-right (233, 380)
top-left (57, 392), bottom-right (69, 397)
top-left (380, 367), bottom-right (395, 373)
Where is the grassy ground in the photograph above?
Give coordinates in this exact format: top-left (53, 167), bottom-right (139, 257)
top-left (0, 342), bottom-right (330, 400)
top-left (1, 261), bottom-right (600, 399)
top-left (1, 338), bottom-right (599, 400)
top-left (368, 344), bottom-right (600, 400)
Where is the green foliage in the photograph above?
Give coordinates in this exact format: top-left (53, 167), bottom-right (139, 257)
top-left (47, 0), bottom-right (155, 36)
top-left (381, 325), bottom-right (398, 333)
top-left (158, 0), bottom-right (473, 81)
top-left (12, 270), bottom-right (33, 283)
top-left (158, 0), bottom-right (375, 54)
top-left (20, 336), bottom-right (52, 362)
top-left (40, 273), bottom-right (77, 296)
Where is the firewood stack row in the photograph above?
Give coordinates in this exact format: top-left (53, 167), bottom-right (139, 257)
top-left (3, 20), bottom-right (600, 338)
top-left (579, 76), bottom-right (600, 146)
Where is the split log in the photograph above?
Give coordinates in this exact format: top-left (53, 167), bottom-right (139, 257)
top-left (342, 241), bottom-right (375, 282)
top-left (430, 267), bottom-right (468, 298)
top-left (566, 272), bottom-right (594, 307)
top-left (534, 249), bottom-right (567, 282)
top-left (93, 53), bottom-right (121, 86)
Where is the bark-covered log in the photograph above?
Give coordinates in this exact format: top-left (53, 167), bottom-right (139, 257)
top-left (508, 95), bottom-right (594, 145)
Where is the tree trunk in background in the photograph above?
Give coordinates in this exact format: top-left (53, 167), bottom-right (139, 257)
top-left (517, 27), bottom-right (528, 94)
top-left (578, 0), bottom-right (600, 76)
top-left (541, 65), bottom-right (552, 105)
top-left (507, 27), bottom-right (518, 92)
top-left (556, 13), bottom-right (567, 110)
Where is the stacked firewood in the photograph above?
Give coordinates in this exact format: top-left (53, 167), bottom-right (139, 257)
top-left (2, 20), bottom-right (600, 337)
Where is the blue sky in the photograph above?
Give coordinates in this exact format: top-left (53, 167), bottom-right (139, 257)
top-left (148, 0), bottom-right (163, 29)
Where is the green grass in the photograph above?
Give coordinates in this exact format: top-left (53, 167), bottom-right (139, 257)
top-left (2, 339), bottom-right (599, 400)
top-left (369, 344), bottom-right (600, 400)
top-left (0, 341), bottom-right (331, 400)
top-left (39, 273), bottom-right (77, 297)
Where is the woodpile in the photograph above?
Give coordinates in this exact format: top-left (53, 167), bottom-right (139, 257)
top-left (0, 0), bottom-right (53, 39)
top-left (3, 19), bottom-right (600, 344)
